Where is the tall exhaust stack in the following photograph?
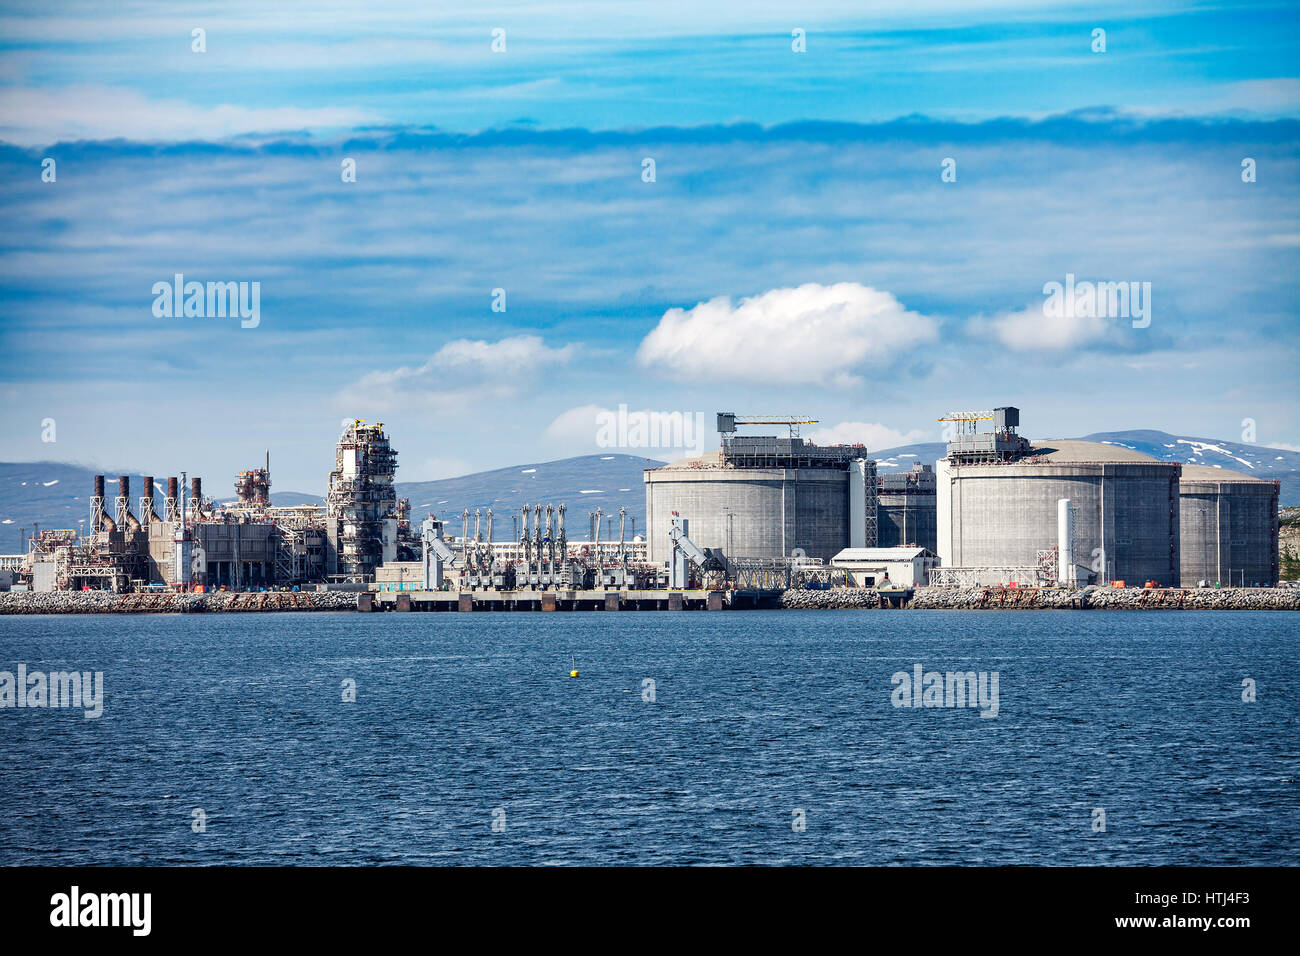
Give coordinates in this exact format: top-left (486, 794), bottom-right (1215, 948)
top-left (175, 472), bottom-right (192, 588)
top-left (165, 477), bottom-right (179, 523)
top-left (140, 476), bottom-right (159, 523)
top-left (117, 475), bottom-right (141, 532)
top-left (91, 474), bottom-right (115, 532)
top-left (190, 477), bottom-right (202, 520)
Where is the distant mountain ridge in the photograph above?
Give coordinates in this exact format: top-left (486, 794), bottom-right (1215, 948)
top-left (3, 433), bottom-right (1296, 552)
top-left (395, 453), bottom-right (664, 538)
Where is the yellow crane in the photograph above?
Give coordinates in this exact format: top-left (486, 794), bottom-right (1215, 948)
top-left (717, 413), bottom-right (818, 438)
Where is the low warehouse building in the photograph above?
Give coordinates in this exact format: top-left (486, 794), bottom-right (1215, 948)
top-left (831, 547), bottom-right (939, 587)
top-left (375, 561), bottom-right (427, 591)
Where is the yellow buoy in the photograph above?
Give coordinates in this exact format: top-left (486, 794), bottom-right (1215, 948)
top-left (570, 669), bottom-right (579, 678)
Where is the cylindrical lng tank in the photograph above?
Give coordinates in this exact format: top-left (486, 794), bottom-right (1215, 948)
top-left (644, 451), bottom-right (851, 563)
top-left (937, 440), bottom-right (1181, 586)
top-left (1178, 465), bottom-right (1279, 587)
top-left (877, 464), bottom-right (937, 552)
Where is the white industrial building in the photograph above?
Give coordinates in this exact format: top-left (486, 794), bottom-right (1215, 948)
top-left (830, 547), bottom-right (939, 588)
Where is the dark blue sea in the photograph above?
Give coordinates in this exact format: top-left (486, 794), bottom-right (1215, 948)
top-left (1, 610), bottom-right (1296, 865)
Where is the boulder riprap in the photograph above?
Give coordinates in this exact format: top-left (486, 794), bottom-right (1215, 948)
top-left (0, 590), bottom-right (359, 614)
top-left (779, 586), bottom-right (1300, 610)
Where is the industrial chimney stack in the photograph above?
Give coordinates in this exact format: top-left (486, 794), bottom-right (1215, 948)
top-left (116, 475), bottom-right (141, 532)
top-left (91, 474), bottom-right (115, 532)
top-left (141, 476), bottom-right (159, 523)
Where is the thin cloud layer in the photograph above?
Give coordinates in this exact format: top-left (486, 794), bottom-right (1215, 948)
top-left (337, 335), bottom-right (577, 412)
top-left (0, 86), bottom-right (376, 147)
top-left (807, 421), bottom-right (933, 451)
top-left (2, 1), bottom-right (1297, 142)
top-left (1, 117), bottom-right (1296, 486)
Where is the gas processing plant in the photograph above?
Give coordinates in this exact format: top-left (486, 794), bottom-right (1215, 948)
top-left (6, 406), bottom-right (1282, 603)
top-left (22, 422), bottom-right (410, 594)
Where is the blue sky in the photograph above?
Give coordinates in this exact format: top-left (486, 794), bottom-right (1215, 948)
top-left (0, 1), bottom-right (1298, 492)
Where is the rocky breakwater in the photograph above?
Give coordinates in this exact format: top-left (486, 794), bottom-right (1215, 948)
top-left (1082, 586), bottom-right (1300, 610)
top-left (910, 587), bottom-right (1090, 610)
top-left (0, 590), bottom-right (359, 614)
top-left (780, 588), bottom-right (902, 609)
top-left (779, 586), bottom-right (1300, 610)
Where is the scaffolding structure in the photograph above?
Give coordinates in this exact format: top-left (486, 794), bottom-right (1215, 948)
top-left (728, 555), bottom-right (843, 590)
top-left (1036, 547), bottom-right (1060, 584)
top-left (275, 526), bottom-right (306, 584)
top-left (928, 566), bottom-right (1044, 587)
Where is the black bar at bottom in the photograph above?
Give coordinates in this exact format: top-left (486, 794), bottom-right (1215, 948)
top-left (0, 866), bottom-right (1283, 942)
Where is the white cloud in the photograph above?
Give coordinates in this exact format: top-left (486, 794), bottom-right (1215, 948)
top-left (0, 85), bottom-right (375, 146)
top-left (806, 421), bottom-right (931, 451)
top-left (545, 404), bottom-right (710, 457)
top-left (635, 282), bottom-right (939, 387)
top-left (545, 404), bottom-right (607, 447)
top-left (337, 335), bottom-right (577, 412)
top-left (977, 303), bottom-right (1116, 353)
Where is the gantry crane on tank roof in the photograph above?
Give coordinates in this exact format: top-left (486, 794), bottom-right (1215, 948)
top-left (937, 411), bottom-right (996, 437)
top-left (716, 412), bottom-right (819, 439)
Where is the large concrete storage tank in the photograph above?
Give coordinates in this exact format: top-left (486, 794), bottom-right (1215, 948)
top-left (877, 463), bottom-right (937, 552)
top-left (1178, 465), bottom-right (1279, 587)
top-left (644, 447), bottom-right (873, 564)
top-left (937, 440), bottom-right (1181, 585)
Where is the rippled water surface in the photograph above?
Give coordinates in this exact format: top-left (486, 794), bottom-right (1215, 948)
top-left (1, 610), bottom-right (1296, 865)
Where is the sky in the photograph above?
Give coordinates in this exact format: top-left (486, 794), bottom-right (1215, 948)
top-left (0, 0), bottom-right (1298, 493)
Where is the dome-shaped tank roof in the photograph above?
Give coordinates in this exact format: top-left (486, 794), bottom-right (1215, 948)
top-left (651, 450), bottom-right (725, 470)
top-left (1180, 463), bottom-right (1272, 483)
top-left (1025, 439), bottom-right (1160, 463)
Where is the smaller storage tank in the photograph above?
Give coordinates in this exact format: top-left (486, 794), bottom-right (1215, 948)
top-left (1178, 465), bottom-right (1279, 587)
top-left (877, 462), bottom-right (937, 552)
